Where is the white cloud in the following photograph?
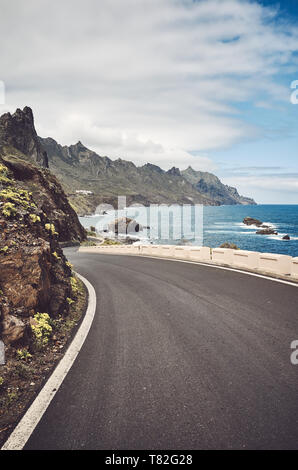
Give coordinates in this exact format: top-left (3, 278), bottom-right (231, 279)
top-left (0, 0), bottom-right (297, 170)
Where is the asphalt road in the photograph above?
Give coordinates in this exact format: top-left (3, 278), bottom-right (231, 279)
top-left (25, 249), bottom-right (298, 450)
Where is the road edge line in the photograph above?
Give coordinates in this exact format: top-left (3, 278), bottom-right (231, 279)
top-left (1, 272), bottom-right (97, 451)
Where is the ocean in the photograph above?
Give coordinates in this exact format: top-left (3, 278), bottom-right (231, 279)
top-left (80, 204), bottom-right (298, 257)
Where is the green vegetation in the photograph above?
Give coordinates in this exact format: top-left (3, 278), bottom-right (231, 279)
top-left (31, 313), bottom-right (53, 349)
top-left (7, 390), bottom-right (18, 404)
top-left (52, 251), bottom-right (61, 261)
top-left (45, 223), bottom-right (58, 236)
top-left (17, 349), bottom-right (32, 362)
top-left (66, 261), bottom-right (73, 270)
top-left (102, 239), bottom-right (122, 246)
top-left (2, 202), bottom-right (17, 217)
top-left (29, 213), bottom-right (41, 223)
top-left (0, 187), bottom-right (35, 210)
top-left (14, 362), bottom-right (32, 380)
top-left (80, 240), bottom-right (97, 247)
top-left (70, 276), bottom-right (79, 297)
top-left (87, 230), bottom-right (97, 237)
top-left (219, 242), bottom-right (239, 250)
top-left (0, 163), bottom-right (12, 185)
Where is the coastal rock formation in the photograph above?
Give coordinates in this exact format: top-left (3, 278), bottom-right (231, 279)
top-left (256, 228), bottom-right (278, 235)
top-left (0, 159), bottom-right (73, 345)
top-left (0, 107), bottom-right (86, 346)
top-left (243, 217), bottom-right (278, 236)
top-left (0, 107), bottom-right (48, 168)
top-left (283, 235), bottom-right (290, 240)
top-left (243, 217), bottom-right (263, 227)
top-left (0, 108), bottom-right (86, 243)
top-left (182, 167), bottom-right (256, 206)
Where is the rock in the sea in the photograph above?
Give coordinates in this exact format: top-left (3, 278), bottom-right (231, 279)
top-left (243, 217), bottom-right (263, 227)
top-left (282, 234), bottom-right (290, 240)
top-left (108, 217), bottom-right (143, 234)
top-left (256, 228), bottom-right (278, 235)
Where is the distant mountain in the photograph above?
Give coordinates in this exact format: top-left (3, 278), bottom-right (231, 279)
top-left (181, 166), bottom-right (256, 206)
top-left (39, 137), bottom-right (256, 214)
top-left (39, 137), bottom-right (216, 214)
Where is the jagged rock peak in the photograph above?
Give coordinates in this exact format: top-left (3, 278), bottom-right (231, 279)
top-left (167, 167), bottom-right (181, 177)
top-left (74, 140), bottom-right (85, 147)
top-left (0, 106), bottom-right (48, 168)
top-left (142, 163), bottom-right (165, 173)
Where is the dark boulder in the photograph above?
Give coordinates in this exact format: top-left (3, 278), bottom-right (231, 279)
top-left (256, 228), bottom-right (278, 235)
top-left (243, 217), bottom-right (263, 227)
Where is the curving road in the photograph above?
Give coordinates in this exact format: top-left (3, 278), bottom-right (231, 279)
top-left (25, 249), bottom-right (298, 450)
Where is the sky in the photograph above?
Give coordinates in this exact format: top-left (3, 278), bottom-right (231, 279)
top-left (0, 0), bottom-right (298, 204)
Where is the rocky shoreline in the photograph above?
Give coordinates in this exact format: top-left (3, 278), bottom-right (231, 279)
top-left (243, 217), bottom-right (290, 240)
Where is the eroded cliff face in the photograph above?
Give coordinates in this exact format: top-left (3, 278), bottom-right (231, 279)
top-left (0, 107), bottom-right (86, 243)
top-left (2, 154), bottom-right (86, 243)
top-left (0, 158), bottom-right (73, 346)
top-left (0, 107), bottom-right (48, 168)
top-left (0, 107), bottom-right (86, 348)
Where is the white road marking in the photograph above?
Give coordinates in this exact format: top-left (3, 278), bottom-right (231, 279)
top-left (1, 273), bottom-right (96, 451)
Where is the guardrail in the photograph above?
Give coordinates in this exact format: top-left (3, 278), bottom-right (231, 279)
top-left (79, 245), bottom-right (298, 280)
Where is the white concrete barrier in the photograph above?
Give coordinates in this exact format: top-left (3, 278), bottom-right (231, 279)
top-left (291, 257), bottom-right (298, 278)
top-left (150, 245), bottom-right (162, 257)
top-left (159, 245), bottom-right (176, 258)
top-left (232, 250), bottom-right (259, 270)
top-left (188, 246), bottom-right (211, 262)
top-left (212, 248), bottom-right (234, 264)
top-left (78, 244), bottom-right (297, 281)
top-left (173, 246), bottom-right (190, 260)
top-left (140, 245), bottom-right (152, 256)
top-left (259, 253), bottom-right (292, 275)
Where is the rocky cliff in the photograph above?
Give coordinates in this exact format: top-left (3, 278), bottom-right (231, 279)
top-left (181, 166), bottom-right (256, 206)
top-left (40, 136), bottom-right (256, 214)
top-left (0, 107), bottom-right (86, 348)
top-left (0, 157), bottom-right (73, 346)
top-left (0, 107), bottom-right (48, 168)
top-left (0, 109), bottom-right (86, 243)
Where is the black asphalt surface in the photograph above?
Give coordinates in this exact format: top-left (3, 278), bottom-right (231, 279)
top-left (25, 249), bottom-right (298, 450)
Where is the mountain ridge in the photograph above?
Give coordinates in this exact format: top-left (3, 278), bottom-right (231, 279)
top-left (39, 136), bottom-right (256, 215)
top-left (181, 166), bottom-right (256, 206)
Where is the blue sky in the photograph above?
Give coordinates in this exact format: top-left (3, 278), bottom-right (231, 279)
top-left (208, 0), bottom-right (298, 203)
top-left (259, 0), bottom-right (298, 19)
top-left (0, 0), bottom-right (298, 204)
